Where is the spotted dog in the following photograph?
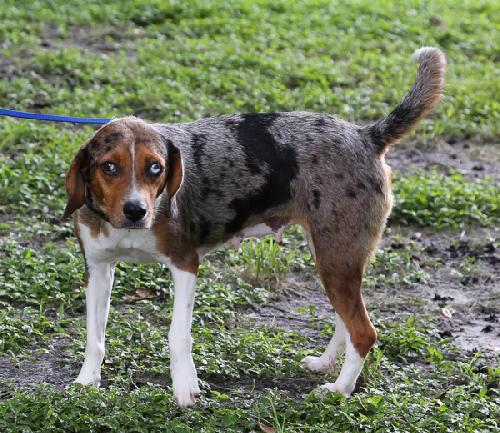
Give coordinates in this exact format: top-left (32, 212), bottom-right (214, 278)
top-left (64, 48), bottom-right (446, 407)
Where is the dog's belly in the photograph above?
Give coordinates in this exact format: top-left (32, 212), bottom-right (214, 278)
top-left (199, 223), bottom-right (286, 254)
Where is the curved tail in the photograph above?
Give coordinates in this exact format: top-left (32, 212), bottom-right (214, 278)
top-left (367, 47), bottom-right (446, 154)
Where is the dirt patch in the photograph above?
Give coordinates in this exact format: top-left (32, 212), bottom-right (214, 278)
top-left (0, 338), bottom-right (73, 395)
top-left (39, 23), bottom-right (140, 58)
top-left (387, 141), bottom-right (500, 181)
top-left (411, 228), bottom-right (499, 352)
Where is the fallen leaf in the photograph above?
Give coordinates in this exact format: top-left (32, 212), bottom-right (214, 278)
top-left (441, 308), bottom-right (452, 318)
top-left (429, 16), bottom-right (443, 27)
top-left (123, 288), bottom-right (156, 302)
top-left (257, 422), bottom-right (275, 433)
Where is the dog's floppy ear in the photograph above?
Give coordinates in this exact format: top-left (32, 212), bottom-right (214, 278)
top-left (165, 140), bottom-right (183, 198)
top-left (64, 146), bottom-right (90, 218)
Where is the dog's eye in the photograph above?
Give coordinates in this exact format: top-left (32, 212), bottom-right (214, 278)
top-left (102, 162), bottom-right (118, 175)
top-left (148, 163), bottom-right (163, 176)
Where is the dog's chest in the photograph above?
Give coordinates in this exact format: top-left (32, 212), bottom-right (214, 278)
top-left (79, 223), bottom-right (169, 265)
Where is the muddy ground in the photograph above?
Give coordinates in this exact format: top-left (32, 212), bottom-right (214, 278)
top-left (0, 143), bottom-right (498, 394)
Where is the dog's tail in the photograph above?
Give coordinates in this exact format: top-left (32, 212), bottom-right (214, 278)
top-left (366, 47), bottom-right (446, 154)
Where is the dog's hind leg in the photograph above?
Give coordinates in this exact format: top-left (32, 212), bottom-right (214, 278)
top-left (302, 225), bottom-right (378, 396)
top-left (315, 257), bottom-right (376, 396)
top-left (75, 262), bottom-right (115, 386)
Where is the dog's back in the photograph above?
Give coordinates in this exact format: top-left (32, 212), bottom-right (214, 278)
top-left (153, 48), bottom-right (446, 249)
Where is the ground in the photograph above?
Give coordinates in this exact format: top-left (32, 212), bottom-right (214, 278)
top-left (0, 1), bottom-right (499, 432)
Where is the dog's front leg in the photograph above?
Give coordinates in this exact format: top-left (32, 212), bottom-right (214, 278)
top-left (168, 265), bottom-right (200, 408)
top-left (75, 261), bottom-right (115, 386)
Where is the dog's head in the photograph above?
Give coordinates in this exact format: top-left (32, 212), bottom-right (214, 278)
top-left (64, 117), bottom-right (182, 229)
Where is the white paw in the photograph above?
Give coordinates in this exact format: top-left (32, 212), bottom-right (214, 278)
top-left (171, 362), bottom-right (200, 408)
top-left (316, 381), bottom-right (355, 398)
top-left (74, 370), bottom-right (101, 386)
top-left (301, 355), bottom-right (334, 373)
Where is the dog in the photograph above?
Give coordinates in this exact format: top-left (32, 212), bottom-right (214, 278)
top-left (64, 47), bottom-right (445, 407)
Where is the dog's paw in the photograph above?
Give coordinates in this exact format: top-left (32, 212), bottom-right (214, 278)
top-left (301, 355), bottom-right (333, 373)
top-left (171, 362), bottom-right (200, 408)
top-left (315, 381), bottom-right (354, 398)
top-left (173, 375), bottom-right (200, 408)
top-left (74, 371), bottom-right (101, 387)
top-left (173, 379), bottom-right (200, 408)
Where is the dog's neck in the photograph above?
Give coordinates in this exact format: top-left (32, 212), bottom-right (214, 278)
top-left (84, 187), bottom-right (110, 222)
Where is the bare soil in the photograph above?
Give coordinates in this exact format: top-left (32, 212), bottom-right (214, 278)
top-left (387, 141), bottom-right (500, 181)
top-left (252, 226), bottom-right (499, 354)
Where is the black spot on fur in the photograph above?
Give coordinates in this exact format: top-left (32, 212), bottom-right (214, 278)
top-left (235, 113), bottom-right (279, 174)
top-left (87, 139), bottom-right (98, 152)
top-left (311, 154), bottom-right (319, 165)
top-left (191, 133), bottom-right (207, 168)
top-left (346, 187), bottom-right (356, 199)
top-left (201, 186), bottom-right (210, 197)
top-left (335, 173), bottom-right (345, 180)
top-left (371, 178), bottom-right (384, 195)
top-left (361, 136), bottom-right (372, 149)
top-left (312, 190), bottom-right (321, 209)
top-left (224, 113), bottom-right (298, 233)
top-left (200, 176), bottom-right (212, 198)
top-left (198, 218), bottom-right (211, 244)
top-left (356, 181), bottom-right (366, 190)
top-left (315, 117), bottom-right (326, 127)
top-left (104, 132), bottom-right (124, 144)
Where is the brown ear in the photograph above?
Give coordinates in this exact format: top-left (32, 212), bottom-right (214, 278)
top-left (64, 148), bottom-right (89, 217)
top-left (166, 143), bottom-right (183, 198)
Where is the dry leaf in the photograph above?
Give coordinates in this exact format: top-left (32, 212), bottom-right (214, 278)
top-left (257, 422), bottom-right (275, 433)
top-left (123, 288), bottom-right (156, 302)
top-left (441, 307), bottom-right (452, 318)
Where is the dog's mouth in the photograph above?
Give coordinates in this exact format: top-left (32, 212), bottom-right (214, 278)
top-left (111, 216), bottom-right (152, 230)
top-left (120, 221), bottom-right (151, 230)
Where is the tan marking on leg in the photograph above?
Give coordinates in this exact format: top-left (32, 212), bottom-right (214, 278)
top-left (320, 264), bottom-right (376, 357)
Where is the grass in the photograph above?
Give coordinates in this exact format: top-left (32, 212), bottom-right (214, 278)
top-left (391, 169), bottom-right (500, 228)
top-left (1, 0), bottom-right (499, 432)
top-left (0, 0), bottom-right (498, 140)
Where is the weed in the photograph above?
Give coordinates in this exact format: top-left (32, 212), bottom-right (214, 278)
top-left (1, 1), bottom-right (499, 431)
top-left (391, 169), bottom-right (499, 228)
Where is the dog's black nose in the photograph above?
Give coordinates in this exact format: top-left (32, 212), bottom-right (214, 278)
top-left (123, 201), bottom-right (147, 222)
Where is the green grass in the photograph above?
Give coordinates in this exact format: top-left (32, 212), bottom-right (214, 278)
top-left (0, 0), bottom-right (499, 140)
top-left (1, 316), bottom-right (498, 432)
top-left (1, 0), bottom-right (499, 432)
top-left (391, 169), bottom-right (500, 228)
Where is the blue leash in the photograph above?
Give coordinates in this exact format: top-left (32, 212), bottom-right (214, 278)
top-left (0, 108), bottom-right (110, 125)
